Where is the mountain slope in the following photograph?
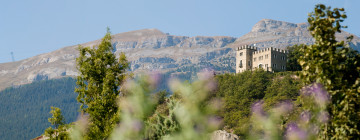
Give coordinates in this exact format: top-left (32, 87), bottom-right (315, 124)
top-left (0, 77), bottom-right (79, 140)
top-left (0, 19), bottom-right (359, 90)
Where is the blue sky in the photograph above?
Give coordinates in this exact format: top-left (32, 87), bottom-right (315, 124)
top-left (0, 0), bottom-right (359, 63)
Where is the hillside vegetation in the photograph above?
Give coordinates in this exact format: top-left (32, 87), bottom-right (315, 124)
top-left (0, 77), bottom-right (79, 140)
top-left (214, 71), bottom-right (302, 136)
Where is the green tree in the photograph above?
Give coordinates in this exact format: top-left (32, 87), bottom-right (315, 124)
top-left (286, 44), bottom-right (304, 71)
top-left (75, 28), bottom-right (129, 139)
top-left (215, 70), bottom-right (273, 136)
top-left (48, 107), bottom-right (65, 129)
top-left (299, 4), bottom-right (360, 139)
top-left (264, 74), bottom-right (301, 108)
top-left (45, 107), bottom-right (69, 140)
top-left (44, 127), bottom-right (55, 139)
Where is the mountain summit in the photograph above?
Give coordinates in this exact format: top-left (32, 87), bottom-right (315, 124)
top-left (251, 19), bottom-right (299, 32)
top-left (232, 19), bottom-right (359, 49)
top-left (111, 28), bottom-right (166, 41)
top-left (0, 19), bottom-right (359, 90)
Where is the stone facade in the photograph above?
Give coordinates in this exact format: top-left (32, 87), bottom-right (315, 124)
top-left (236, 45), bottom-right (287, 73)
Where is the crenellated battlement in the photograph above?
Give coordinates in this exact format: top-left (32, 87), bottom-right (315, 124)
top-left (236, 45), bottom-right (257, 51)
top-left (253, 47), bottom-right (288, 54)
top-left (236, 45), bottom-right (287, 54)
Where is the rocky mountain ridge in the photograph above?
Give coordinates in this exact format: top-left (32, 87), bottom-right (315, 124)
top-left (0, 19), bottom-right (359, 90)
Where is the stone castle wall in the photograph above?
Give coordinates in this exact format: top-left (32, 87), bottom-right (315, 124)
top-left (236, 45), bottom-right (287, 73)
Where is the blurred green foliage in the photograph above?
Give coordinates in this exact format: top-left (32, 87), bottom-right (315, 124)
top-left (68, 70), bottom-right (221, 140)
top-left (298, 4), bottom-right (360, 139)
top-left (248, 83), bottom-right (331, 140)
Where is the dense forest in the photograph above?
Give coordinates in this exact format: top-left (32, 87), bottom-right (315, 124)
top-left (214, 70), bottom-right (302, 136)
top-left (0, 77), bottom-right (79, 140)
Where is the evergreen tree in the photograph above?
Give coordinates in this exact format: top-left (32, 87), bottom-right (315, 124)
top-left (75, 28), bottom-right (129, 139)
top-left (45, 107), bottom-right (69, 140)
top-left (48, 107), bottom-right (65, 129)
top-left (299, 4), bottom-right (360, 139)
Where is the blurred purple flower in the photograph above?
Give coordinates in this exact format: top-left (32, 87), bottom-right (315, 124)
top-left (206, 79), bottom-right (218, 91)
top-left (275, 100), bottom-right (293, 114)
top-left (286, 122), bottom-right (307, 140)
top-left (300, 85), bottom-right (313, 96)
top-left (198, 68), bottom-right (215, 81)
top-left (318, 111), bottom-right (330, 123)
top-left (208, 115), bottom-right (223, 128)
top-left (300, 111), bottom-right (311, 123)
top-left (301, 83), bottom-right (329, 106)
top-left (198, 68), bottom-right (217, 91)
top-left (251, 100), bottom-right (266, 117)
top-left (148, 71), bottom-right (161, 88)
top-left (132, 120), bottom-right (143, 132)
top-left (308, 124), bottom-right (319, 135)
top-left (286, 123), bottom-right (299, 133)
top-left (311, 83), bottom-right (329, 106)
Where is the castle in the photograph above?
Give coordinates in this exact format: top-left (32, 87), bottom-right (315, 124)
top-left (236, 45), bottom-right (288, 73)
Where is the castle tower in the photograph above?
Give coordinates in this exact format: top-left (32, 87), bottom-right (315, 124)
top-left (236, 45), bottom-right (257, 73)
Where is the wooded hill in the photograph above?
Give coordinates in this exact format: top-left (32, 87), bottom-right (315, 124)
top-left (0, 77), bottom-right (79, 140)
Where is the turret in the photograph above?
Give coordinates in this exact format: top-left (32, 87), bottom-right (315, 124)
top-left (236, 45), bottom-right (257, 73)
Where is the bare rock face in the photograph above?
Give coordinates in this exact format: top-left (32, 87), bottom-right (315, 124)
top-left (211, 130), bottom-right (240, 140)
top-left (0, 29), bottom-right (236, 90)
top-left (251, 19), bottom-right (298, 32)
top-left (233, 19), bottom-right (360, 50)
top-left (0, 19), bottom-right (359, 90)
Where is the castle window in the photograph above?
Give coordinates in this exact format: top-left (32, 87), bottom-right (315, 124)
top-left (273, 64), bottom-right (277, 68)
top-left (259, 56), bottom-right (263, 60)
top-left (254, 58), bottom-right (256, 62)
top-left (281, 56), bottom-right (285, 60)
top-left (248, 61), bottom-right (251, 66)
top-left (265, 54), bottom-right (269, 59)
top-left (265, 64), bottom-right (268, 68)
top-left (239, 60), bottom-right (243, 68)
top-left (273, 54), bottom-right (277, 58)
top-left (240, 52), bottom-right (243, 56)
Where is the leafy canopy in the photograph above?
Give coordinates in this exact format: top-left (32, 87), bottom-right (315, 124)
top-left (75, 28), bottom-right (129, 139)
top-left (298, 4), bottom-right (360, 139)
